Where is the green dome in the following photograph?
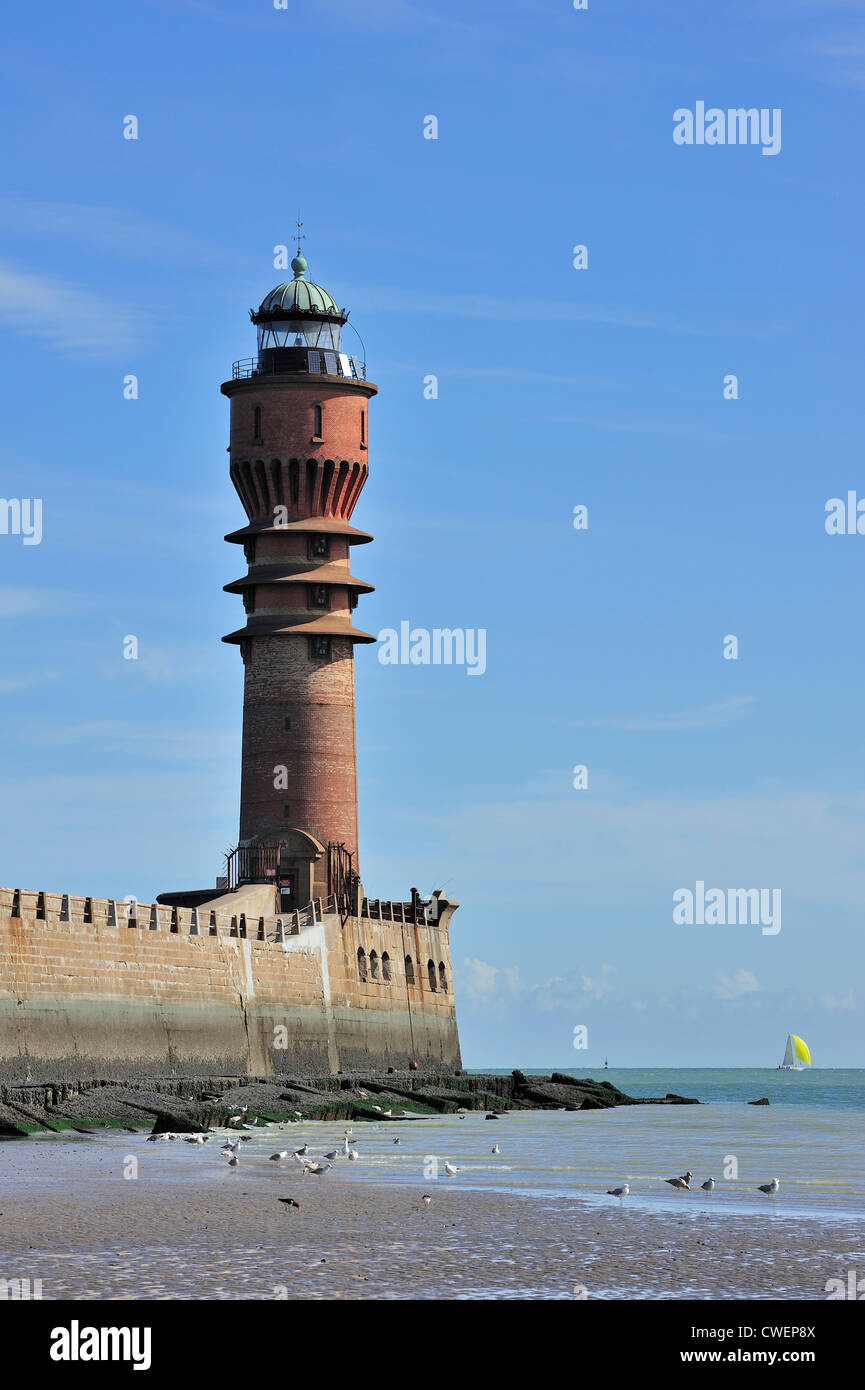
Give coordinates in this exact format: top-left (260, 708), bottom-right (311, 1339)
top-left (259, 261), bottom-right (341, 318)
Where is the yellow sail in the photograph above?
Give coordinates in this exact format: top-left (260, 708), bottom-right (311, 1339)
top-left (791, 1034), bottom-right (811, 1064)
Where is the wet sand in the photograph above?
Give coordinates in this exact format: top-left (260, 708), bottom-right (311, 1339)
top-left (1, 1135), bottom-right (861, 1299)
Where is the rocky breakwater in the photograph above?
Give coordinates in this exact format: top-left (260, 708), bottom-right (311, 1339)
top-left (0, 1070), bottom-right (699, 1137)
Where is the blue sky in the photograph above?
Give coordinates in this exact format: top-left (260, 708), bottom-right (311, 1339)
top-left (1, 0), bottom-right (863, 1067)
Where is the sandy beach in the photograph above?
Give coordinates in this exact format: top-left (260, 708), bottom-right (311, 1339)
top-left (1, 1127), bottom-right (861, 1300)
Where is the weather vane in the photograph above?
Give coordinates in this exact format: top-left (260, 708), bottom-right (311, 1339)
top-left (295, 209), bottom-right (307, 256)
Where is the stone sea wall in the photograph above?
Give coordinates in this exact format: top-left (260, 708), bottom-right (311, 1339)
top-left (0, 887), bottom-right (461, 1083)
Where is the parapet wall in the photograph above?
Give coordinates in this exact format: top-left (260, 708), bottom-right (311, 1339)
top-left (0, 887), bottom-right (461, 1083)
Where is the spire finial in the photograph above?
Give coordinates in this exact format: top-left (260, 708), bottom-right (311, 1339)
top-left (291, 209), bottom-right (308, 279)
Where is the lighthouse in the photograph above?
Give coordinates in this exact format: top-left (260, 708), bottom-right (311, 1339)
top-left (220, 239), bottom-right (377, 913)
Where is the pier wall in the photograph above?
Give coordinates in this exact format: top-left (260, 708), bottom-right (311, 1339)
top-left (0, 887), bottom-right (460, 1082)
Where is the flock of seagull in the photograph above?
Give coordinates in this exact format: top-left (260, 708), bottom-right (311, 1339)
top-left (150, 1111), bottom-right (783, 1211)
top-left (146, 1106), bottom-right (505, 1208)
top-left (606, 1172), bottom-right (781, 1203)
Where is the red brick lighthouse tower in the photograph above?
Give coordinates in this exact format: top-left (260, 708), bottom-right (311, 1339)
top-left (220, 238), bottom-right (376, 913)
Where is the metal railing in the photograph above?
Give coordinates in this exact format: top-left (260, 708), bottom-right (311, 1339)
top-left (231, 352), bottom-right (366, 381)
top-left (360, 898), bottom-right (428, 926)
top-left (225, 843), bottom-right (281, 890)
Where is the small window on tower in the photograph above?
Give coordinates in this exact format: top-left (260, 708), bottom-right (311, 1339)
top-left (309, 534), bottom-right (330, 560)
top-left (313, 404), bottom-right (323, 440)
top-left (309, 636), bottom-right (331, 661)
top-left (360, 409), bottom-right (366, 447)
top-left (253, 405), bottom-right (262, 441)
top-left (309, 584), bottom-right (330, 609)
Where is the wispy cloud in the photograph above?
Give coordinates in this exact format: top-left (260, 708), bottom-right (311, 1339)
top-left (0, 195), bottom-right (237, 267)
top-left (0, 587), bottom-right (95, 618)
top-left (0, 669), bottom-right (61, 694)
top-left (805, 28), bottom-right (865, 85)
top-left (563, 695), bottom-right (758, 734)
top-left (0, 263), bottom-right (155, 359)
top-left (28, 720), bottom-right (233, 763)
top-left (356, 282), bottom-right (764, 339)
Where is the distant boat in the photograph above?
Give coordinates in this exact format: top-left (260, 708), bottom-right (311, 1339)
top-left (604, 1057), bottom-right (608, 1069)
top-left (778, 1033), bottom-right (811, 1071)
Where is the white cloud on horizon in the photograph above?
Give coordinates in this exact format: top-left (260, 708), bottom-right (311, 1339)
top-left (715, 968), bottom-right (760, 1000)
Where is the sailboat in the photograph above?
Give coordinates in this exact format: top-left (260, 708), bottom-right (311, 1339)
top-left (778, 1033), bottom-right (811, 1071)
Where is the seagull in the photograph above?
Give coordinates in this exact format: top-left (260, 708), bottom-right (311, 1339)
top-left (491, 1145), bottom-right (500, 1155)
top-left (443, 1161), bottom-right (458, 1177)
top-left (679, 1171), bottom-right (693, 1184)
top-left (278, 1197), bottom-right (300, 1210)
top-left (701, 1178), bottom-right (715, 1193)
top-left (227, 1155), bottom-right (239, 1167)
top-left (295, 1144), bottom-right (309, 1156)
top-left (758, 1178), bottom-right (780, 1197)
top-left (607, 1184), bottom-right (629, 1203)
top-left (343, 1135), bottom-right (356, 1156)
top-left (393, 1138), bottom-right (401, 1145)
top-left (269, 1151), bottom-right (289, 1162)
top-left (221, 1140), bottom-right (241, 1155)
top-left (422, 1194), bottom-right (433, 1207)
top-left (665, 1176), bottom-right (690, 1191)
top-left (184, 1134), bottom-right (207, 1144)
top-left (348, 1148), bottom-right (359, 1161)
top-left (292, 1152), bottom-right (308, 1169)
top-left (323, 1150), bottom-right (339, 1161)
top-left (303, 1161), bottom-right (331, 1176)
